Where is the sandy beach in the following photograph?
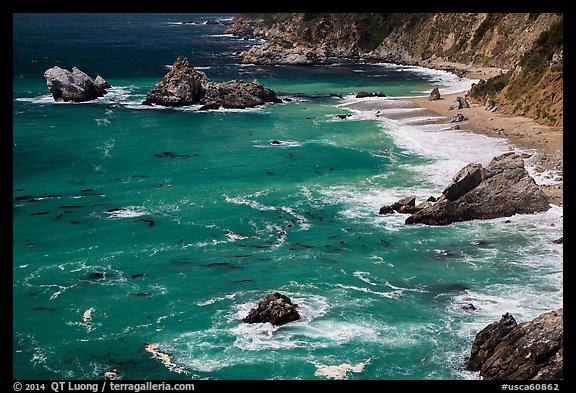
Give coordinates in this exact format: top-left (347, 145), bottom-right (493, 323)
top-left (406, 92), bottom-right (563, 207)
top-left (339, 68), bottom-right (563, 207)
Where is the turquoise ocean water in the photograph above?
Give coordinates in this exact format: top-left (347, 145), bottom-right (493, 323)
top-left (13, 13), bottom-right (563, 380)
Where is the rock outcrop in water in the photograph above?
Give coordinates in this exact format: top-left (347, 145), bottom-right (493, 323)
top-left (467, 309), bottom-right (563, 380)
top-left (243, 292), bottom-right (300, 326)
top-left (399, 152), bottom-right (550, 225)
top-left (44, 66), bottom-right (110, 102)
top-left (142, 56), bottom-right (281, 109)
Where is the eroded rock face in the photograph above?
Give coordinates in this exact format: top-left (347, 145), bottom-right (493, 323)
top-left (243, 292), bottom-right (300, 326)
top-left (44, 66), bottom-right (109, 102)
top-left (241, 43), bottom-right (330, 65)
top-left (201, 79), bottom-right (282, 109)
top-left (467, 309), bottom-right (563, 380)
top-left (142, 56), bottom-right (208, 106)
top-left (142, 56), bottom-right (281, 109)
top-left (94, 75), bottom-right (111, 89)
top-left (405, 153), bottom-right (550, 225)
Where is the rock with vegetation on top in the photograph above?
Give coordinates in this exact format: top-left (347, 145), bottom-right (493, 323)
top-left (143, 56), bottom-right (281, 109)
top-left (467, 309), bottom-right (563, 380)
top-left (243, 292), bottom-right (300, 326)
top-left (44, 66), bottom-right (109, 102)
top-left (404, 152), bottom-right (550, 225)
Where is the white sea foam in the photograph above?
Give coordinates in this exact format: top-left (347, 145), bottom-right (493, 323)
top-left (227, 292), bottom-right (354, 352)
top-left (374, 62), bottom-right (477, 95)
top-left (95, 118), bottom-right (111, 126)
top-left (224, 194), bottom-right (274, 211)
top-left (334, 283), bottom-right (402, 299)
top-left (197, 292), bottom-right (238, 307)
top-left (312, 357), bottom-right (374, 379)
top-left (161, 21), bottom-right (198, 26)
top-left (224, 193), bottom-right (310, 233)
top-left (353, 271), bottom-right (377, 286)
top-left (225, 231), bottom-right (249, 241)
top-left (105, 206), bottom-right (149, 219)
top-left (145, 343), bottom-right (190, 375)
top-left (97, 138), bottom-right (115, 158)
top-left (280, 206), bottom-right (310, 230)
top-left (317, 184), bottom-right (416, 229)
top-left (186, 239), bottom-right (228, 248)
top-left (253, 140), bottom-right (302, 148)
top-left (377, 117), bottom-right (511, 188)
top-left (16, 94), bottom-right (62, 104)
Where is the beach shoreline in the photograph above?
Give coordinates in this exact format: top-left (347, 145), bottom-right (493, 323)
top-left (342, 64), bottom-right (563, 207)
top-left (404, 90), bottom-right (562, 207)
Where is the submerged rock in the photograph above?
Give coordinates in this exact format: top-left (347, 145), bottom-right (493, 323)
top-left (44, 66), bottom-right (109, 102)
top-left (143, 55), bottom-right (281, 109)
top-left (243, 292), bottom-right (300, 326)
top-left (405, 152), bottom-right (550, 225)
top-left (467, 309), bottom-right (563, 380)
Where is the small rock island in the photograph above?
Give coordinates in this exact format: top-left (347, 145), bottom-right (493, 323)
top-left (142, 56), bottom-right (282, 110)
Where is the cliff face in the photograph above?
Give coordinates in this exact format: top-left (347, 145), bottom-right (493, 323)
top-left (467, 309), bottom-right (563, 380)
top-left (468, 17), bottom-right (563, 126)
top-left (228, 13), bottom-right (563, 126)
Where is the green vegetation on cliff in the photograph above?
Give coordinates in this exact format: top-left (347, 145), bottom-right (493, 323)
top-left (230, 13), bottom-right (563, 126)
top-left (468, 16), bottom-right (563, 125)
top-left (505, 16), bottom-right (563, 101)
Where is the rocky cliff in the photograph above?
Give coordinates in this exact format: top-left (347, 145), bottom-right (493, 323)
top-left (228, 13), bottom-right (563, 126)
top-left (467, 309), bottom-right (563, 380)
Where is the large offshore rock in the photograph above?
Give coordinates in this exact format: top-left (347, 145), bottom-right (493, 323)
top-left (142, 56), bottom-right (208, 106)
top-left (44, 66), bottom-right (109, 102)
top-left (243, 292), bottom-right (300, 326)
top-left (405, 152), bottom-right (550, 225)
top-left (143, 56), bottom-right (281, 109)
